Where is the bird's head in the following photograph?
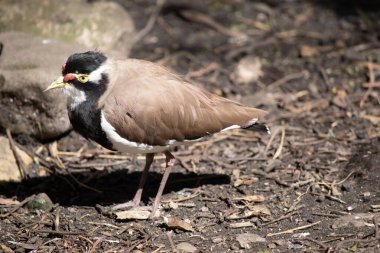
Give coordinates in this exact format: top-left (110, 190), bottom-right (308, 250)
top-left (45, 51), bottom-right (108, 94)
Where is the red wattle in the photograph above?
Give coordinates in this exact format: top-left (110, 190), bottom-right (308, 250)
top-left (64, 73), bottom-right (76, 82)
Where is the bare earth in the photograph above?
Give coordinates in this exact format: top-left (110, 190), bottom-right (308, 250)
top-left (1, 1), bottom-right (380, 252)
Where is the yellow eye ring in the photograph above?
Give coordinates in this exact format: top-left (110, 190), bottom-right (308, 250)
top-left (76, 74), bottom-right (89, 83)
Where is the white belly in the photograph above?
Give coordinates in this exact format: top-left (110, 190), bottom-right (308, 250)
top-left (100, 112), bottom-right (200, 154)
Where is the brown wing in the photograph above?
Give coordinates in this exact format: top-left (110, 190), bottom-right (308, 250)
top-left (101, 59), bottom-right (267, 146)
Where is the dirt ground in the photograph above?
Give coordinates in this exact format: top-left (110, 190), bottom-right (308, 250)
top-left (1, 0), bottom-right (380, 252)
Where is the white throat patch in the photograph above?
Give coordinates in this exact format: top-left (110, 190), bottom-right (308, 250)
top-left (63, 85), bottom-right (86, 110)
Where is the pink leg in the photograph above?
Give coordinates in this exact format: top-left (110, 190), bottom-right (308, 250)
top-left (149, 151), bottom-right (175, 218)
top-left (112, 153), bottom-right (155, 210)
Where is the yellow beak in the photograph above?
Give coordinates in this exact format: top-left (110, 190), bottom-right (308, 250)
top-left (44, 76), bottom-right (68, 92)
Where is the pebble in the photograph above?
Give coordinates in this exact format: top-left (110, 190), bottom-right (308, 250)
top-left (25, 193), bottom-right (53, 212)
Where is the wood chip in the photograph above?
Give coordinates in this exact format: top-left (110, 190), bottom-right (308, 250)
top-left (115, 210), bottom-right (151, 220)
top-left (164, 217), bottom-right (194, 232)
top-left (233, 176), bottom-right (259, 187)
top-left (0, 244), bottom-right (14, 253)
top-left (226, 208), bottom-right (266, 220)
top-left (229, 221), bottom-right (254, 228)
top-left (300, 45), bottom-right (318, 57)
top-left (236, 233), bottom-right (266, 249)
top-left (0, 197), bottom-right (20, 206)
top-left (232, 195), bottom-right (265, 202)
top-left (248, 204), bottom-right (271, 216)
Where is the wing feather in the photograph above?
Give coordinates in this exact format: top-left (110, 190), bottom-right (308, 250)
top-left (101, 59), bottom-right (267, 146)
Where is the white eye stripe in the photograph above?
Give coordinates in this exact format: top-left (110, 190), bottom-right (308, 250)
top-left (89, 63), bottom-right (108, 83)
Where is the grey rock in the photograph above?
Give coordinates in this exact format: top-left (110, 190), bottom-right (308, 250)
top-left (0, 136), bottom-right (22, 182)
top-left (25, 193), bottom-right (54, 212)
top-left (0, 135), bottom-right (33, 181)
top-left (0, 0), bottom-right (135, 56)
top-left (0, 32), bottom-right (86, 140)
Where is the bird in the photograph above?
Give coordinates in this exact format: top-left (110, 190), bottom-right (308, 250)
top-left (45, 51), bottom-right (270, 218)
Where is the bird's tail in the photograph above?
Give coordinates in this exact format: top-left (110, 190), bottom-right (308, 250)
top-left (242, 123), bottom-right (271, 134)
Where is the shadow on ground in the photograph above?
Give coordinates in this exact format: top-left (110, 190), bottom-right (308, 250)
top-left (0, 170), bottom-right (230, 206)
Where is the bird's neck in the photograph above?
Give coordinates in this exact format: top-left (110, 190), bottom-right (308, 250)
top-left (68, 94), bottom-right (114, 150)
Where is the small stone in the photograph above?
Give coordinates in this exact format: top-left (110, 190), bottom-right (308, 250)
top-left (316, 195), bottom-right (325, 202)
top-left (165, 217), bottom-right (194, 232)
top-left (332, 213), bottom-right (374, 229)
top-left (363, 192), bottom-right (371, 197)
top-left (25, 193), bottom-right (53, 212)
top-left (176, 242), bottom-right (197, 253)
top-left (211, 237), bottom-right (224, 243)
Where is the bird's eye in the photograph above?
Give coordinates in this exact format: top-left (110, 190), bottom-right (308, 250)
top-left (76, 74), bottom-right (89, 83)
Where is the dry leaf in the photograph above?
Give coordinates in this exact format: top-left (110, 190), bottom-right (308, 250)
top-left (332, 89), bottom-right (348, 108)
top-left (248, 204), bottom-right (271, 216)
top-left (331, 185), bottom-right (342, 196)
top-left (361, 113), bottom-right (380, 125)
top-left (232, 56), bottom-right (263, 84)
top-left (115, 210), bottom-right (151, 220)
top-left (165, 217), bottom-right (194, 232)
top-left (0, 244), bottom-right (14, 253)
top-left (233, 176), bottom-right (259, 187)
top-left (226, 209), bottom-right (262, 220)
top-left (236, 233), bottom-right (266, 249)
top-left (300, 45), bottom-right (318, 57)
top-left (169, 201), bottom-right (179, 209)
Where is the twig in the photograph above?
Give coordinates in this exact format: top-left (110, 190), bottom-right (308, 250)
top-left (335, 170), bottom-right (355, 185)
top-left (161, 190), bottom-right (201, 203)
top-left (166, 231), bottom-right (177, 253)
top-left (360, 60), bottom-right (375, 108)
top-left (0, 195), bottom-right (35, 218)
top-left (266, 221), bottom-right (321, 237)
top-left (264, 126), bottom-right (280, 155)
top-left (362, 82), bottom-right (380, 88)
top-left (34, 229), bottom-right (85, 236)
top-left (132, 0), bottom-right (166, 45)
top-left (297, 238), bottom-right (329, 250)
top-left (325, 195), bottom-right (346, 204)
top-left (6, 128), bottom-right (26, 179)
top-left (266, 71), bottom-right (308, 90)
top-left (262, 210), bottom-right (299, 227)
top-left (87, 237), bottom-right (103, 253)
top-left (179, 9), bottom-right (243, 37)
top-left (312, 212), bottom-right (340, 218)
top-left (54, 207), bottom-right (60, 231)
top-left (272, 127), bottom-right (285, 160)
